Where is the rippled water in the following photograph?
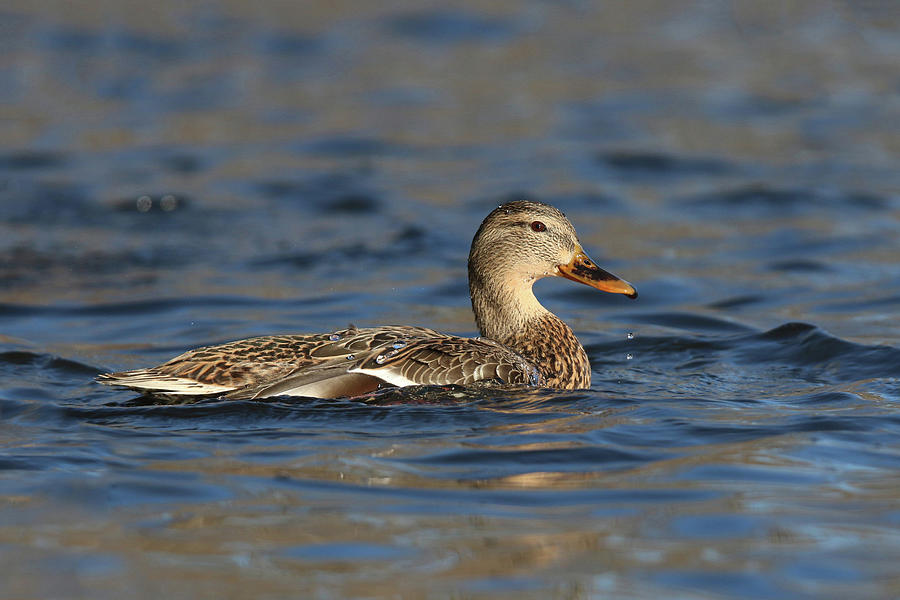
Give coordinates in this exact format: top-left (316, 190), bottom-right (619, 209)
top-left (2, 2), bottom-right (900, 598)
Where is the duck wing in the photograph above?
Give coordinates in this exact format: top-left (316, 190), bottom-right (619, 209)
top-left (347, 335), bottom-right (539, 388)
top-left (97, 325), bottom-right (539, 400)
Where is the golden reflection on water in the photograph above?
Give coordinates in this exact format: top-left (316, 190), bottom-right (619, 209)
top-left (2, 452), bottom-right (894, 598)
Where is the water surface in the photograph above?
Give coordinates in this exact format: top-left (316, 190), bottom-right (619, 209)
top-left (2, 2), bottom-right (899, 598)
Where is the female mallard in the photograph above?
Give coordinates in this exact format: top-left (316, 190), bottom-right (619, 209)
top-left (98, 200), bottom-right (636, 399)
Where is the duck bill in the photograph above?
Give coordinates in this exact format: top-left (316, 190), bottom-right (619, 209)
top-left (557, 246), bottom-right (638, 299)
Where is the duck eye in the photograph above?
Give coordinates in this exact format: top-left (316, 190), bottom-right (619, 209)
top-left (530, 221), bottom-right (547, 232)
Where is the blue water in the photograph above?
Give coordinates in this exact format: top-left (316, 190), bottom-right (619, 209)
top-left (2, 2), bottom-right (900, 599)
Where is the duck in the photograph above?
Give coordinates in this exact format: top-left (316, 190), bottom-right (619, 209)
top-left (97, 200), bottom-right (637, 399)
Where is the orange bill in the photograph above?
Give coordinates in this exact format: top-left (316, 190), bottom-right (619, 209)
top-left (557, 246), bottom-right (637, 299)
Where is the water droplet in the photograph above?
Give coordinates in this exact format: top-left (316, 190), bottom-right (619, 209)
top-left (136, 195), bottom-right (152, 212)
top-left (160, 194), bottom-right (178, 211)
top-left (346, 354), bottom-right (355, 360)
top-left (391, 341), bottom-right (406, 349)
top-left (626, 332), bottom-right (634, 340)
top-left (375, 354), bottom-right (386, 364)
top-left (626, 353), bottom-right (633, 360)
top-left (329, 333), bottom-right (341, 341)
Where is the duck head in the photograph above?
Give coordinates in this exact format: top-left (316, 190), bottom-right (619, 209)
top-left (468, 200), bottom-right (637, 299)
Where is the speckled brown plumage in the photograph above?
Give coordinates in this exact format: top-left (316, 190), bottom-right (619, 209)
top-left (97, 200), bottom-right (635, 399)
top-left (98, 325), bottom-right (542, 399)
top-left (501, 313), bottom-right (591, 389)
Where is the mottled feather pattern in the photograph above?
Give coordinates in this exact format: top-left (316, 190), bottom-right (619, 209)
top-left (355, 335), bottom-right (540, 386)
top-left (99, 325), bottom-right (542, 398)
top-left (503, 313), bottom-right (590, 389)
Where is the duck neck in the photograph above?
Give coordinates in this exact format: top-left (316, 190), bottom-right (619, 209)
top-left (469, 273), bottom-right (590, 389)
